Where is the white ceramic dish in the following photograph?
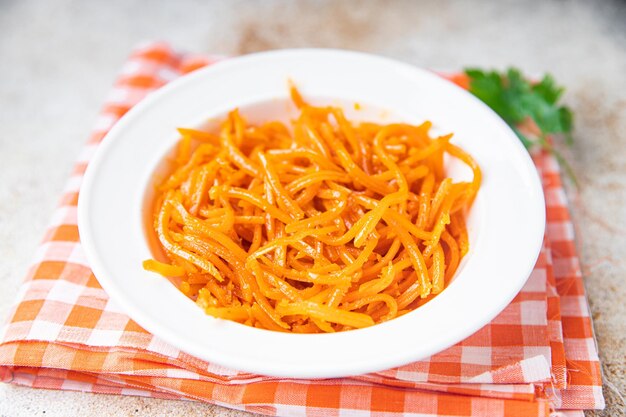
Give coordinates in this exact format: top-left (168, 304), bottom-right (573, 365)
top-left (78, 49), bottom-right (545, 378)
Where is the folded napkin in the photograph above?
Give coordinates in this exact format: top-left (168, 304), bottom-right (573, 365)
top-left (0, 42), bottom-right (603, 417)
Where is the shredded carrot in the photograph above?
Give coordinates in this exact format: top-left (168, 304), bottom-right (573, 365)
top-left (143, 259), bottom-right (185, 277)
top-left (145, 85), bottom-right (481, 332)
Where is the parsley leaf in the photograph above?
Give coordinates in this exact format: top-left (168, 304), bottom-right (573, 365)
top-left (464, 67), bottom-right (576, 182)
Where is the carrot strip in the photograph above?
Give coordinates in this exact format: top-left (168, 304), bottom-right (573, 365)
top-left (143, 259), bottom-right (184, 277)
top-left (276, 301), bottom-right (375, 329)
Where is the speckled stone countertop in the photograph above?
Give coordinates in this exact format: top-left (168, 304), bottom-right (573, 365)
top-left (0, 1), bottom-right (624, 415)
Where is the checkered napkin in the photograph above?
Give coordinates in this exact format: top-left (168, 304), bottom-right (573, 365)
top-left (0, 42), bottom-right (604, 417)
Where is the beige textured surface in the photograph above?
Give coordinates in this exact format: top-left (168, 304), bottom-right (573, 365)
top-left (0, 0), bottom-right (624, 416)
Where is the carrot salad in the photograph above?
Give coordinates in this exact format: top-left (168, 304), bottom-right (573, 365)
top-left (143, 86), bottom-right (481, 333)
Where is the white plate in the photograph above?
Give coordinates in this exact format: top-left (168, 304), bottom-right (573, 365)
top-left (78, 49), bottom-right (545, 378)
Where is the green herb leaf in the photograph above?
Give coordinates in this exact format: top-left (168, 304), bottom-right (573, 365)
top-left (532, 74), bottom-right (564, 104)
top-left (464, 67), bottom-right (576, 182)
